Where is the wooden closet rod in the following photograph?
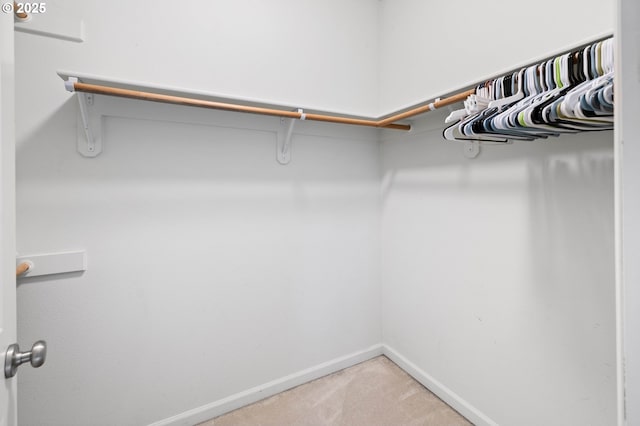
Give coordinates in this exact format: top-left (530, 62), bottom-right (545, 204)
top-left (377, 89), bottom-right (476, 127)
top-left (72, 82), bottom-right (412, 130)
top-left (16, 262), bottom-right (31, 277)
top-left (67, 80), bottom-right (479, 131)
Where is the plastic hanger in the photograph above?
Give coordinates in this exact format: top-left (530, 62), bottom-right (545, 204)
top-left (442, 37), bottom-right (614, 143)
top-left (445, 82), bottom-right (494, 124)
top-left (488, 69), bottom-right (525, 108)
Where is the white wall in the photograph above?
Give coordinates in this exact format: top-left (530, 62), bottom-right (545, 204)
top-left (378, 2), bottom-right (618, 424)
top-left (380, 113), bottom-right (616, 425)
top-left (377, 0), bottom-right (615, 114)
top-left (51, 0), bottom-right (380, 117)
top-left (14, 2), bottom-right (382, 424)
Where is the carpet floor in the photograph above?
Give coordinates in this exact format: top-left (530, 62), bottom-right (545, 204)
top-left (199, 355), bottom-right (472, 426)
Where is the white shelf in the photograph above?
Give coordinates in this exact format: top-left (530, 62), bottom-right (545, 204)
top-left (17, 250), bottom-right (87, 278)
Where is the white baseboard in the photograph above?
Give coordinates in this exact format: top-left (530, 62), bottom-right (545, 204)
top-left (381, 344), bottom-right (498, 426)
top-left (149, 343), bottom-right (496, 426)
top-left (149, 344), bottom-right (384, 426)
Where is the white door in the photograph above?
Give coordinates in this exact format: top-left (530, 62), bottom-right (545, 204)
top-left (0, 10), bottom-right (17, 426)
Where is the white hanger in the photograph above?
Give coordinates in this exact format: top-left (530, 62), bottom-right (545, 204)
top-left (445, 109), bottom-right (470, 123)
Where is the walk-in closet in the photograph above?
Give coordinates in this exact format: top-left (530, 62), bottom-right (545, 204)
top-left (1, 0), bottom-right (638, 425)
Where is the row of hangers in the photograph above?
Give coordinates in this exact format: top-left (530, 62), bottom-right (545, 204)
top-left (444, 37), bottom-right (614, 143)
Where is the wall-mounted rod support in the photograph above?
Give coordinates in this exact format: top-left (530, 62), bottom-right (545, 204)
top-left (77, 92), bottom-right (96, 153)
top-left (66, 77), bottom-right (103, 157)
top-left (282, 118), bottom-right (295, 157)
top-left (281, 108), bottom-right (303, 159)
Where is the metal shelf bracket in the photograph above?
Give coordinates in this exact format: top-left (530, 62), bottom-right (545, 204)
top-left (277, 109), bottom-right (304, 165)
top-left (66, 77), bottom-right (103, 157)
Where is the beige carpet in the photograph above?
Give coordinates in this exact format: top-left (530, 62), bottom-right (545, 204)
top-left (200, 356), bottom-right (472, 426)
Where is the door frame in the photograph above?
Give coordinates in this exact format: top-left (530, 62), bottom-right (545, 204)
top-left (0, 10), bottom-right (18, 426)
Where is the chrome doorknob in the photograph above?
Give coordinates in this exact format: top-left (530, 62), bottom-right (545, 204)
top-left (4, 340), bottom-right (47, 378)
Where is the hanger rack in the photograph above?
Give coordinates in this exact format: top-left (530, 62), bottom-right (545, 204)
top-left (58, 34), bottom-right (611, 159)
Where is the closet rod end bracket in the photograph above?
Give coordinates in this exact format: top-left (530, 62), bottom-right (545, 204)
top-left (64, 77), bottom-right (78, 92)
